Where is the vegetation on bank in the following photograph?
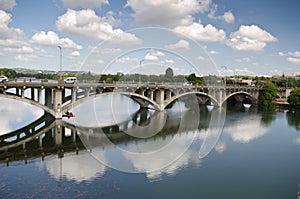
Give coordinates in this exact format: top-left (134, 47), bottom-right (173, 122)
top-left (259, 81), bottom-right (278, 108)
top-left (288, 89), bottom-right (300, 109)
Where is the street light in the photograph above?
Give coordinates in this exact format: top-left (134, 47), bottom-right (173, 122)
top-left (58, 46), bottom-right (62, 81)
top-left (139, 59), bottom-right (144, 83)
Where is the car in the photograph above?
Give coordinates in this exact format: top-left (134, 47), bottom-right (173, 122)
top-left (0, 76), bottom-right (8, 82)
top-left (64, 77), bottom-right (77, 84)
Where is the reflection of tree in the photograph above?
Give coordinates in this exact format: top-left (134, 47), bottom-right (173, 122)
top-left (260, 110), bottom-right (276, 127)
top-left (286, 111), bottom-right (300, 131)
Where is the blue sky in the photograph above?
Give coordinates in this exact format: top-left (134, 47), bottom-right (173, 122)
top-left (0, 0), bottom-right (299, 76)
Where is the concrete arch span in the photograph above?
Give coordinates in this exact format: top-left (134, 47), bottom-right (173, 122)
top-left (223, 91), bottom-right (256, 106)
top-left (0, 94), bottom-right (56, 117)
top-left (164, 91), bottom-right (220, 109)
top-left (62, 92), bottom-right (162, 113)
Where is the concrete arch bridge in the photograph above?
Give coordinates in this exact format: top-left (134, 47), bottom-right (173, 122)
top-left (0, 79), bottom-right (267, 118)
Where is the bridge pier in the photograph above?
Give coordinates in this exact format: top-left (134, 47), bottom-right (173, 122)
top-left (154, 89), bottom-right (165, 111)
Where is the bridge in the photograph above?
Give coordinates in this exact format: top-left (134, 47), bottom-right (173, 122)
top-left (0, 79), bottom-right (285, 118)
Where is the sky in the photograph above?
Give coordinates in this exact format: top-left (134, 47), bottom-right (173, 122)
top-left (0, 0), bottom-right (299, 76)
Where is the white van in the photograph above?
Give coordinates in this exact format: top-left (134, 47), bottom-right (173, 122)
top-left (64, 77), bottom-right (77, 84)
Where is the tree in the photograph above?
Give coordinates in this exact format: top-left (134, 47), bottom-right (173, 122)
top-left (259, 81), bottom-right (278, 108)
top-left (165, 67), bottom-right (174, 82)
top-left (0, 68), bottom-right (16, 78)
top-left (288, 89), bottom-right (300, 109)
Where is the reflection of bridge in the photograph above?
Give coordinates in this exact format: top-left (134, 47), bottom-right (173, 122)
top-left (0, 107), bottom-right (215, 165)
top-left (0, 79), bottom-right (267, 118)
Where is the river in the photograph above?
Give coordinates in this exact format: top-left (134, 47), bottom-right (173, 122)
top-left (0, 96), bottom-right (300, 199)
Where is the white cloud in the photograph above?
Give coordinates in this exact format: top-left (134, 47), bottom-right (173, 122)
top-left (116, 56), bottom-right (138, 63)
top-left (3, 46), bottom-right (34, 53)
top-left (62, 0), bottom-right (108, 9)
top-left (210, 50), bottom-right (218, 54)
top-left (227, 25), bottom-right (277, 51)
top-left (287, 57), bottom-right (300, 65)
top-left (101, 48), bottom-right (122, 54)
top-left (0, 0), bottom-right (16, 10)
top-left (15, 54), bottom-right (36, 62)
top-left (289, 51), bottom-right (300, 58)
top-left (222, 11), bottom-right (235, 24)
top-left (145, 53), bottom-right (158, 61)
top-left (31, 31), bottom-right (82, 50)
top-left (165, 40), bottom-right (190, 51)
top-left (144, 50), bottom-right (165, 61)
top-left (162, 59), bottom-right (175, 64)
top-left (70, 51), bottom-right (80, 57)
top-left (56, 9), bottom-right (141, 45)
top-left (174, 22), bottom-right (226, 42)
top-left (126, 0), bottom-right (212, 27)
top-left (208, 4), bottom-right (235, 24)
top-left (0, 10), bottom-right (30, 50)
top-left (278, 52), bottom-right (286, 56)
top-left (196, 55), bottom-right (205, 60)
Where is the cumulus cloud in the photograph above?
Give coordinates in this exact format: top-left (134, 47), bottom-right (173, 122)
top-left (31, 30), bottom-right (82, 50)
top-left (0, 0), bottom-right (16, 10)
top-left (208, 4), bottom-right (235, 24)
top-left (174, 22), bottom-right (226, 42)
top-left (165, 40), bottom-right (190, 51)
top-left (56, 9), bottom-right (141, 45)
top-left (162, 59), bottom-right (175, 64)
top-left (287, 57), bottom-right (300, 65)
top-left (116, 56), bottom-right (138, 63)
top-left (70, 50), bottom-right (80, 57)
top-left (0, 10), bottom-right (30, 51)
top-left (227, 25), bottom-right (277, 51)
top-left (126, 0), bottom-right (211, 27)
top-left (144, 50), bottom-right (165, 61)
top-left (62, 0), bottom-right (108, 9)
top-left (289, 51), bottom-right (300, 57)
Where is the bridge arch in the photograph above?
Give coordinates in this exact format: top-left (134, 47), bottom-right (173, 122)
top-left (222, 91), bottom-right (256, 106)
top-left (164, 91), bottom-right (220, 109)
top-left (0, 94), bottom-right (56, 117)
top-left (62, 91), bottom-right (162, 112)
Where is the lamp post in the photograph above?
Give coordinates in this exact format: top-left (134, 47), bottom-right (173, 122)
top-left (221, 66), bottom-right (227, 86)
top-left (139, 59), bottom-right (144, 83)
top-left (58, 46), bottom-right (62, 81)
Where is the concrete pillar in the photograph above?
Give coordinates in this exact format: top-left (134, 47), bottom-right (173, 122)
top-left (85, 88), bottom-right (90, 97)
top-left (165, 90), bottom-right (172, 100)
top-left (45, 88), bottom-right (52, 108)
top-left (38, 89), bottom-right (43, 104)
top-left (147, 90), bottom-right (154, 100)
top-left (21, 88), bottom-right (25, 98)
top-left (53, 88), bottom-right (63, 118)
top-left (155, 89), bottom-right (164, 110)
top-left (39, 135), bottom-right (43, 148)
top-left (71, 88), bottom-right (77, 103)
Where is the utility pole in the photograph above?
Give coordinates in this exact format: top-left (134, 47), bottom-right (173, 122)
top-left (58, 46), bottom-right (62, 81)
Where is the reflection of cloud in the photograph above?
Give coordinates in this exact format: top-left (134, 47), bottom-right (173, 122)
top-left (214, 140), bottom-right (226, 154)
top-left (294, 138), bottom-right (300, 144)
top-left (0, 99), bottom-right (44, 135)
top-left (41, 151), bottom-right (106, 183)
top-left (122, 132), bottom-right (201, 180)
top-left (225, 115), bottom-right (268, 143)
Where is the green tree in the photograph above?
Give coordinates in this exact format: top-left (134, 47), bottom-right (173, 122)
top-left (165, 67), bottom-right (174, 82)
top-left (259, 81), bottom-right (278, 108)
top-left (0, 68), bottom-right (17, 78)
top-left (288, 89), bottom-right (300, 109)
